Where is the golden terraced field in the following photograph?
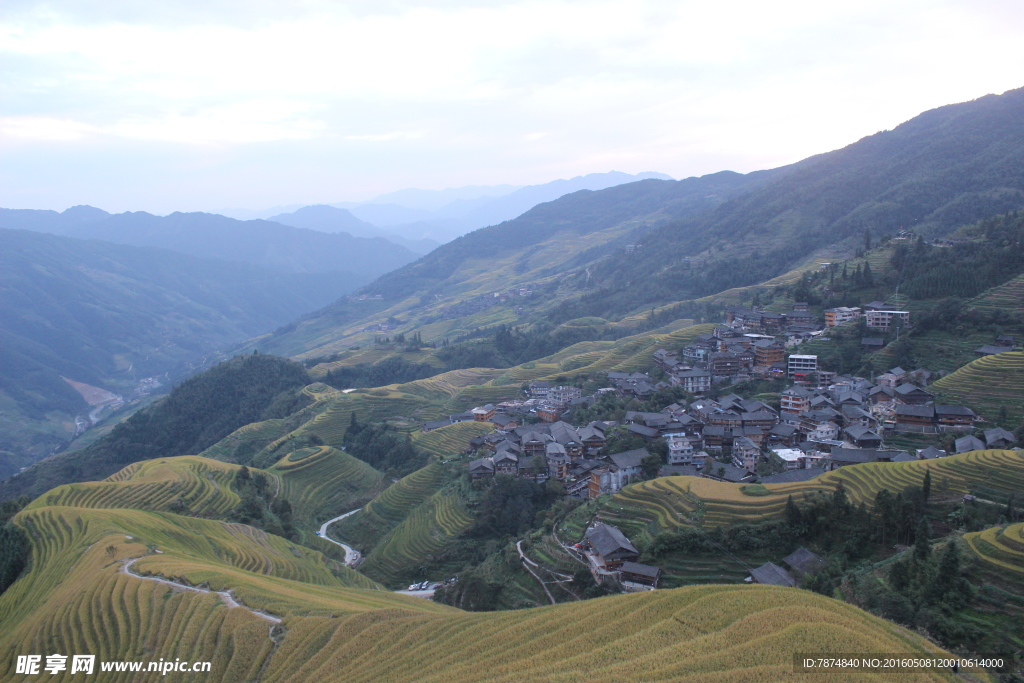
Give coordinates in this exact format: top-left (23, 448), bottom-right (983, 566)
top-left (582, 450), bottom-right (1024, 538)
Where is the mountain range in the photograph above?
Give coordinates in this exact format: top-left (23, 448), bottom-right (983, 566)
top-left (258, 86), bottom-right (1024, 359)
top-left (0, 207), bottom-right (419, 276)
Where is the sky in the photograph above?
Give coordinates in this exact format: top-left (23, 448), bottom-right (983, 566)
top-left (2, 0), bottom-right (1023, 214)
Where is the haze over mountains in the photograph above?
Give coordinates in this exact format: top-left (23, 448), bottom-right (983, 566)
top-left (224, 171), bottom-right (673, 247)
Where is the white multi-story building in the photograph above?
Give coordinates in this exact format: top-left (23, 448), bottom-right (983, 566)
top-left (787, 354), bottom-right (818, 381)
top-left (665, 433), bottom-right (694, 465)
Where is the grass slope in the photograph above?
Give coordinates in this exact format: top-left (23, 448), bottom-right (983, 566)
top-left (931, 352), bottom-right (1024, 425)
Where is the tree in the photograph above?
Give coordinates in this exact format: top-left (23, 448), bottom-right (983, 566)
top-left (105, 544), bottom-right (117, 560)
top-left (864, 227), bottom-right (872, 251)
top-left (922, 469), bottom-right (931, 503)
top-left (640, 454), bottom-right (661, 479)
top-left (914, 518), bottom-right (931, 563)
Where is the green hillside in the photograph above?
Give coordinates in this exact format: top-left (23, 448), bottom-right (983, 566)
top-left (358, 488), bottom-right (474, 586)
top-left (332, 462), bottom-right (446, 555)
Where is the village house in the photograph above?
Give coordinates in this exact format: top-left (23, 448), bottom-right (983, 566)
top-left (753, 339), bottom-right (786, 368)
top-left (618, 561), bottom-right (662, 590)
top-left (584, 523), bottom-right (639, 570)
top-left (866, 309), bottom-right (910, 331)
top-left (749, 562), bottom-right (796, 587)
top-left (985, 427), bottom-right (1017, 449)
top-left (782, 547), bottom-right (827, 580)
top-left (472, 404), bottom-right (497, 421)
top-left (527, 381), bottom-right (551, 399)
top-left (732, 436), bottom-right (762, 473)
top-left (787, 354), bottom-right (818, 382)
top-left (671, 368), bottom-right (713, 393)
top-left (824, 307), bottom-right (861, 327)
top-left (955, 435), bottom-right (986, 454)
top-left (894, 383), bottom-right (933, 406)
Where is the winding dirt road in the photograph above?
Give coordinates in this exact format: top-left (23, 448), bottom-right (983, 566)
top-left (316, 509), bottom-right (361, 565)
top-left (120, 557), bottom-right (281, 624)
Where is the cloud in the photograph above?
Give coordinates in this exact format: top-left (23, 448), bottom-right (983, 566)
top-left (0, 0), bottom-right (1022, 211)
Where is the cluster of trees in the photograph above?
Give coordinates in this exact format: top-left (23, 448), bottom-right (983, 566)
top-left (228, 466), bottom-right (298, 541)
top-left (0, 524), bottom-right (29, 596)
top-left (0, 496), bottom-right (31, 595)
top-left (470, 475), bottom-right (563, 538)
top-left (323, 356), bottom-right (439, 389)
top-left (343, 415), bottom-right (427, 476)
top-left (645, 481), bottom-right (935, 590)
top-left (856, 532), bottom-right (979, 648)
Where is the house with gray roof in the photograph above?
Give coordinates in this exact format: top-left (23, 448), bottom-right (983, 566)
top-left (985, 427), bottom-right (1017, 449)
top-left (585, 523), bottom-right (639, 569)
top-left (749, 562), bottom-right (796, 587)
top-left (782, 547), bottom-right (827, 578)
top-left (955, 435), bottom-right (986, 454)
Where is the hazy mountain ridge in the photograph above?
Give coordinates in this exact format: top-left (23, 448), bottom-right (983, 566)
top-left (268, 205), bottom-right (441, 254)
top-left (340, 171), bottom-right (674, 243)
top-left (0, 207), bottom-right (419, 276)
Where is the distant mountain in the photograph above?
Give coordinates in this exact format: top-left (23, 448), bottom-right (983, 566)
top-left (261, 87), bottom-right (1024, 358)
top-left (350, 183), bottom-right (524, 212)
top-left (339, 171), bottom-right (674, 242)
top-left (268, 205), bottom-right (440, 254)
top-left (0, 208), bottom-right (419, 276)
top-left (0, 228), bottom-right (364, 470)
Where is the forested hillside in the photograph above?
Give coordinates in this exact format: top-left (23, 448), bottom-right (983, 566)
top-left (0, 353), bottom-right (310, 501)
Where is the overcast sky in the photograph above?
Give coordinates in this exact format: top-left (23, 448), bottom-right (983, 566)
top-left (2, 0), bottom-right (1023, 214)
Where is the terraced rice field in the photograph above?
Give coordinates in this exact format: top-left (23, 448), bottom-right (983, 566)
top-left (257, 584), bottom-right (964, 683)
top-left (590, 450), bottom-right (1024, 535)
top-left (931, 352), bottom-right (1024, 424)
top-left (0, 457), bottom-right (976, 682)
top-left (972, 272), bottom-right (1024, 314)
top-left (270, 447), bottom-right (384, 524)
top-left (26, 456), bottom-right (243, 517)
top-left (411, 421), bottom-right (492, 459)
top-left (0, 505), bottom-right (453, 683)
top-left (359, 490), bottom-right (475, 586)
top-left (965, 523), bottom-right (1024, 577)
top-left (333, 463), bottom-right (445, 552)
